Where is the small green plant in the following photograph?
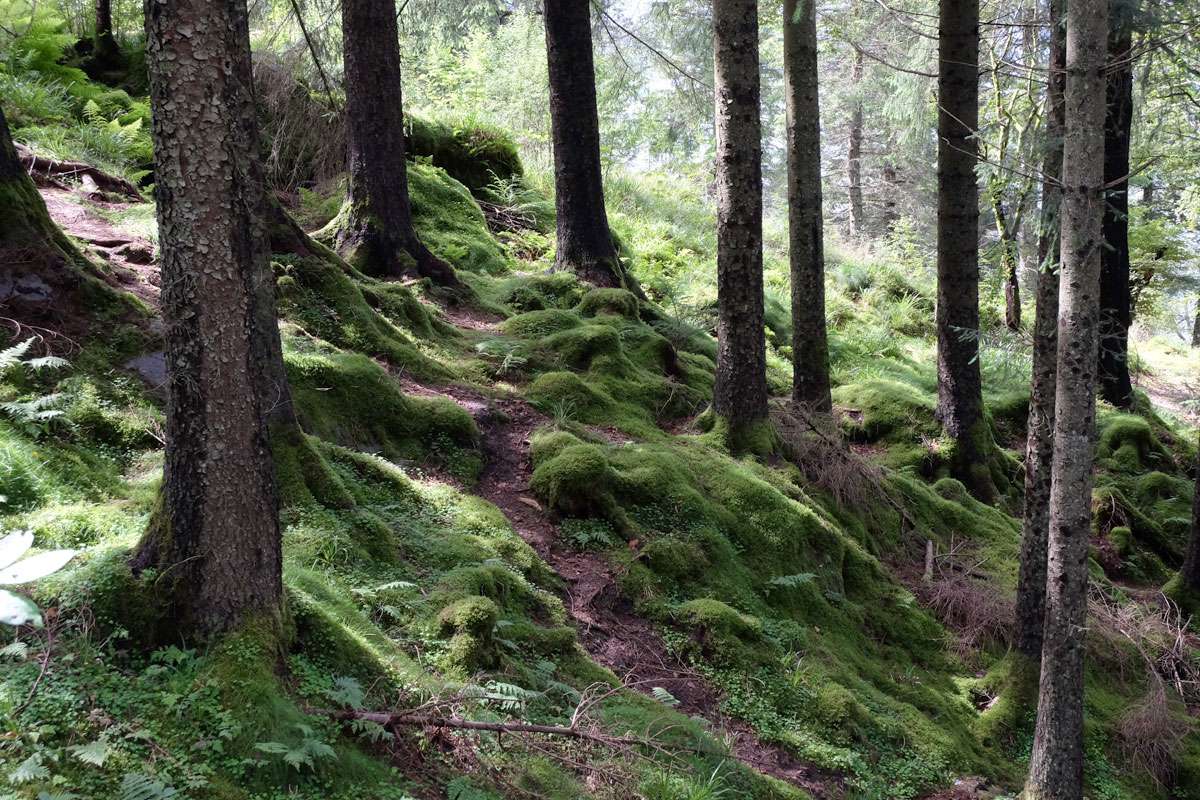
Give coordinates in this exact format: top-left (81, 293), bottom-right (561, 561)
top-left (0, 338), bottom-right (70, 438)
top-left (254, 723), bottom-right (337, 772)
top-left (0, 529), bottom-right (77, 626)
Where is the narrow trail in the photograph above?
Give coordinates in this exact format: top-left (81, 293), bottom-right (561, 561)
top-left (40, 186), bottom-right (160, 309)
top-left (398, 367), bottom-right (840, 797)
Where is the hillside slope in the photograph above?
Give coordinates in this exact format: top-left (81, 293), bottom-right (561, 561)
top-left (1, 90), bottom-right (1198, 800)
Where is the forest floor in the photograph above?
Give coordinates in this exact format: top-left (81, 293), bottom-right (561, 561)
top-left (30, 171), bottom-right (1196, 800)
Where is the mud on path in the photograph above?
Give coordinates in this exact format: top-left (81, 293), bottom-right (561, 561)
top-left (396, 367), bottom-right (840, 797)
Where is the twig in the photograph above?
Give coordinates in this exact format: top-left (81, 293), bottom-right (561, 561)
top-left (286, 0), bottom-right (339, 112)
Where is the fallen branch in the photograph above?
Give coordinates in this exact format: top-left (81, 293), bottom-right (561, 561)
top-left (17, 143), bottom-right (143, 201)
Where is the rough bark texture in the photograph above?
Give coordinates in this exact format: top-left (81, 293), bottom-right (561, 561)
top-left (337, 0), bottom-right (459, 287)
top-left (995, 195), bottom-right (1021, 331)
top-left (1193, 304), bottom-right (1200, 347)
top-left (1, 105), bottom-right (22, 182)
top-left (1097, 6), bottom-right (1133, 408)
top-left (1015, 0), bottom-right (1065, 671)
top-left (1022, 0), bottom-right (1107, 793)
top-left (785, 0), bottom-right (831, 413)
top-left (712, 0), bottom-right (769, 446)
top-left (544, 0), bottom-right (629, 290)
top-left (1182, 446), bottom-right (1200, 592)
top-left (135, 0), bottom-right (287, 637)
top-left (936, 0), bottom-right (995, 502)
top-left (881, 162), bottom-right (899, 231)
top-left (847, 46), bottom-right (865, 238)
top-left (94, 0), bottom-right (118, 57)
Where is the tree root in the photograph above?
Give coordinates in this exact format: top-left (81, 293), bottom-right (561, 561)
top-left (16, 143), bottom-right (143, 201)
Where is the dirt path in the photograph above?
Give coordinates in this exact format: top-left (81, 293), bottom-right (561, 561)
top-left (40, 187), bottom-right (160, 309)
top-left (397, 369), bottom-right (839, 797)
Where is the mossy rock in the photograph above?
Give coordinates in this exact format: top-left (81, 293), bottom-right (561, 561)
top-left (530, 443), bottom-right (614, 518)
top-left (576, 287), bottom-right (640, 319)
top-left (407, 114), bottom-right (523, 195)
top-left (285, 339), bottom-right (482, 480)
top-left (642, 536), bottom-right (708, 582)
top-left (543, 324), bottom-right (625, 370)
top-left (526, 371), bottom-right (615, 418)
top-left (1097, 413), bottom-right (1171, 472)
top-left (502, 309), bottom-right (582, 337)
top-left (672, 598), bottom-right (771, 667)
top-left (407, 162), bottom-right (513, 275)
top-left (273, 255), bottom-right (449, 379)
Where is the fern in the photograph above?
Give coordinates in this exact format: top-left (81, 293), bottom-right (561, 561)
top-left (119, 773), bottom-right (180, 800)
top-left (768, 573), bottom-right (818, 590)
top-left (9, 752), bottom-right (49, 784)
top-left (651, 686), bottom-right (680, 707)
top-left (68, 739), bottom-right (111, 766)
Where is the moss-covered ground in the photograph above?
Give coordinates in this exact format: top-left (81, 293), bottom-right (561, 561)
top-left (2, 59), bottom-right (1199, 800)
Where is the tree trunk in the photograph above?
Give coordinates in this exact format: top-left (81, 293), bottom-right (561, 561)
top-left (847, 46), bottom-right (866, 238)
top-left (134, 0), bottom-right (287, 637)
top-left (1180, 446), bottom-right (1200, 592)
top-left (1193, 303), bottom-right (1200, 347)
top-left (937, 0), bottom-right (995, 502)
top-left (337, 0), bottom-right (460, 288)
top-left (881, 162), bottom-right (900, 232)
top-left (1098, 7), bottom-right (1133, 408)
top-left (1022, 0), bottom-right (1107, 793)
top-left (712, 0), bottom-right (768, 448)
top-left (84, 0), bottom-right (124, 75)
top-left (785, 0), bottom-right (831, 414)
top-left (991, 187), bottom-right (1022, 331)
top-left (1015, 0), bottom-right (1065, 673)
top-left (544, 0), bottom-right (631, 291)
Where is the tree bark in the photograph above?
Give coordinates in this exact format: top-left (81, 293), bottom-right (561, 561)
top-left (1193, 303), bottom-right (1200, 347)
top-left (1180, 445), bottom-right (1200, 592)
top-left (1015, 0), bottom-right (1065, 672)
top-left (785, 0), bottom-right (831, 414)
top-left (712, 0), bottom-right (768, 447)
top-left (543, 0), bottom-right (630, 290)
top-left (1097, 5), bottom-right (1133, 408)
top-left (134, 0), bottom-right (288, 637)
top-left (337, 0), bottom-right (460, 288)
top-left (847, 46), bottom-right (866, 238)
top-left (992, 188), bottom-right (1022, 331)
top-left (1022, 0), bottom-right (1107, 793)
top-left (881, 162), bottom-right (900, 232)
top-left (937, 0), bottom-right (995, 502)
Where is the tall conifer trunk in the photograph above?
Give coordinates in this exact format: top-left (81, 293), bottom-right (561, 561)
top-left (847, 46), bottom-right (865, 237)
top-left (134, 0), bottom-right (288, 637)
top-left (1023, 0), bottom-right (1108, 792)
top-left (936, 0), bottom-right (995, 501)
top-left (543, 0), bottom-right (631, 290)
top-left (337, 0), bottom-right (460, 288)
top-left (1015, 0), bottom-right (1066, 676)
top-left (785, 0), bottom-right (831, 413)
top-left (712, 0), bottom-right (768, 448)
top-left (1097, 6), bottom-right (1134, 408)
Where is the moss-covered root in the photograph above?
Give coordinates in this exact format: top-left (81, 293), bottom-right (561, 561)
top-left (945, 419), bottom-right (1006, 505)
top-left (975, 654), bottom-right (1039, 750)
top-left (698, 408), bottom-right (779, 457)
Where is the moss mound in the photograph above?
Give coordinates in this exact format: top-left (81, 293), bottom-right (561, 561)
top-left (407, 114), bottom-right (523, 195)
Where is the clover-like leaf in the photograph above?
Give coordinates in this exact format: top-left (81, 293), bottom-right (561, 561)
top-left (0, 589), bottom-right (42, 627)
top-left (0, 548), bottom-right (78, 585)
top-left (0, 530), bottom-right (33, 570)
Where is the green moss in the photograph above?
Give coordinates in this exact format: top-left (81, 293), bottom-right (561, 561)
top-left (672, 598), bottom-right (771, 667)
top-left (406, 114), bottom-right (523, 195)
top-left (576, 287), bottom-right (640, 319)
top-left (530, 442), bottom-right (615, 518)
top-left (526, 371), bottom-right (616, 418)
top-left (274, 255), bottom-right (450, 380)
top-left (502, 308), bottom-right (582, 337)
top-left (284, 338), bottom-right (482, 480)
top-left (407, 162), bottom-right (512, 275)
top-left (1097, 413), bottom-right (1171, 472)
